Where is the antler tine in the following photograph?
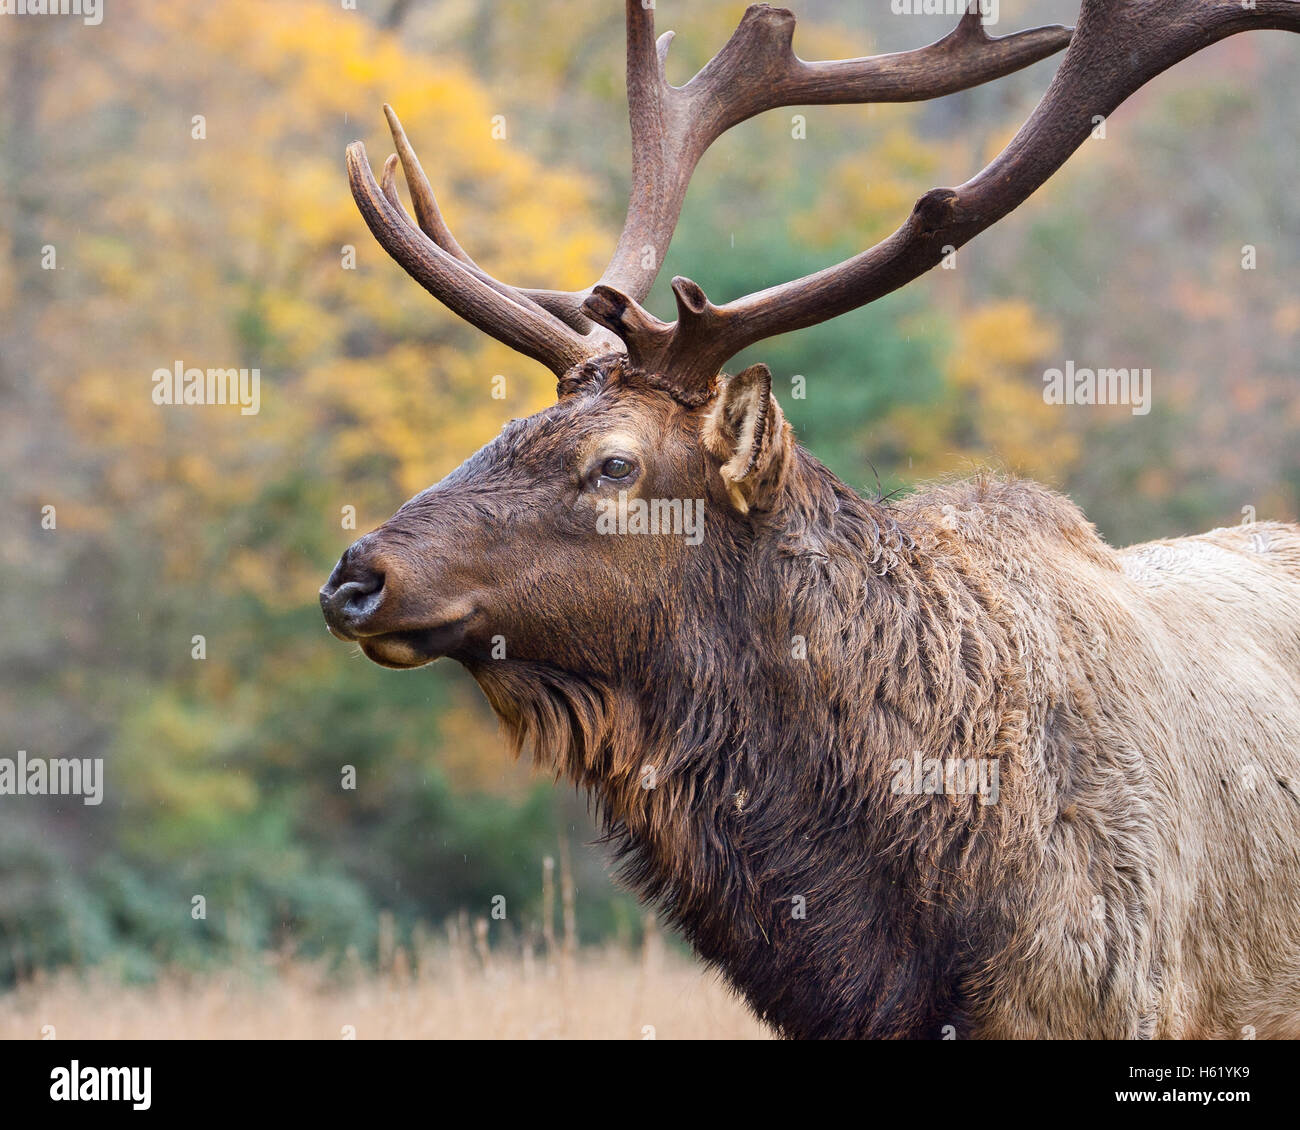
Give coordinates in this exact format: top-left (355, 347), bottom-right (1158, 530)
top-left (346, 140), bottom-right (602, 375)
top-left (376, 105), bottom-right (603, 334)
top-left (382, 104), bottom-right (474, 267)
top-left (591, 0), bottom-right (1300, 390)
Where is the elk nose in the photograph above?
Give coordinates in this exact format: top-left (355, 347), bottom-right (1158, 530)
top-left (319, 547), bottom-right (386, 638)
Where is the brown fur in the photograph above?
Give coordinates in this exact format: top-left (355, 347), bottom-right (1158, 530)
top-left (322, 358), bottom-right (1300, 1038)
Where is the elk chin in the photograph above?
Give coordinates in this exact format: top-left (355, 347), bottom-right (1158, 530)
top-left (357, 616), bottom-right (475, 669)
top-left (359, 633), bottom-right (441, 669)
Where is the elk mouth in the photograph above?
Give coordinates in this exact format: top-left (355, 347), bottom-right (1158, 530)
top-left (355, 616), bottom-right (476, 669)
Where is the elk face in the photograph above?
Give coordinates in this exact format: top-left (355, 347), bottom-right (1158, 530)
top-left (319, 360), bottom-right (787, 674)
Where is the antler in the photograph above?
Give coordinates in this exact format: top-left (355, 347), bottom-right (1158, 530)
top-left (347, 2), bottom-right (1073, 378)
top-left (586, 0), bottom-right (1300, 394)
top-left (346, 130), bottom-right (601, 376)
top-left (536, 1), bottom-right (1073, 326)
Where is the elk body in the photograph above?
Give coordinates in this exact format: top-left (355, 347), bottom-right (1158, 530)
top-left (321, 2), bottom-right (1300, 1038)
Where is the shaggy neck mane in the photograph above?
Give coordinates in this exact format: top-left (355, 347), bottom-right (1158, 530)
top-left (468, 448), bottom-right (1060, 1037)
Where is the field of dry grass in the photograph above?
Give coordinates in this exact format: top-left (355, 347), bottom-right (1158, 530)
top-left (0, 933), bottom-right (769, 1041)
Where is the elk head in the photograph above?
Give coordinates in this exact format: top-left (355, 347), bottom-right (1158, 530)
top-left (318, 351), bottom-right (784, 672)
top-left (322, 0), bottom-right (1299, 687)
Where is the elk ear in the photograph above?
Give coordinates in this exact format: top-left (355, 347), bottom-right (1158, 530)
top-left (702, 363), bottom-right (790, 514)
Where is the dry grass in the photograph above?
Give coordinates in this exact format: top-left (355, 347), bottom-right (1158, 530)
top-left (0, 935), bottom-right (769, 1041)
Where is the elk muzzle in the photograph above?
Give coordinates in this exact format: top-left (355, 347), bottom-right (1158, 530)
top-left (319, 542), bottom-right (386, 637)
top-left (320, 535), bottom-right (477, 668)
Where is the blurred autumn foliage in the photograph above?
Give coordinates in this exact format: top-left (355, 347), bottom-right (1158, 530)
top-left (0, 0), bottom-right (1295, 982)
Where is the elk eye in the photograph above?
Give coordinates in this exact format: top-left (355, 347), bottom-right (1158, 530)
top-left (600, 456), bottom-right (635, 480)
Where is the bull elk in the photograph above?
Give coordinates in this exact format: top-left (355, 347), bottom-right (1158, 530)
top-left (321, 1), bottom-right (1300, 1038)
